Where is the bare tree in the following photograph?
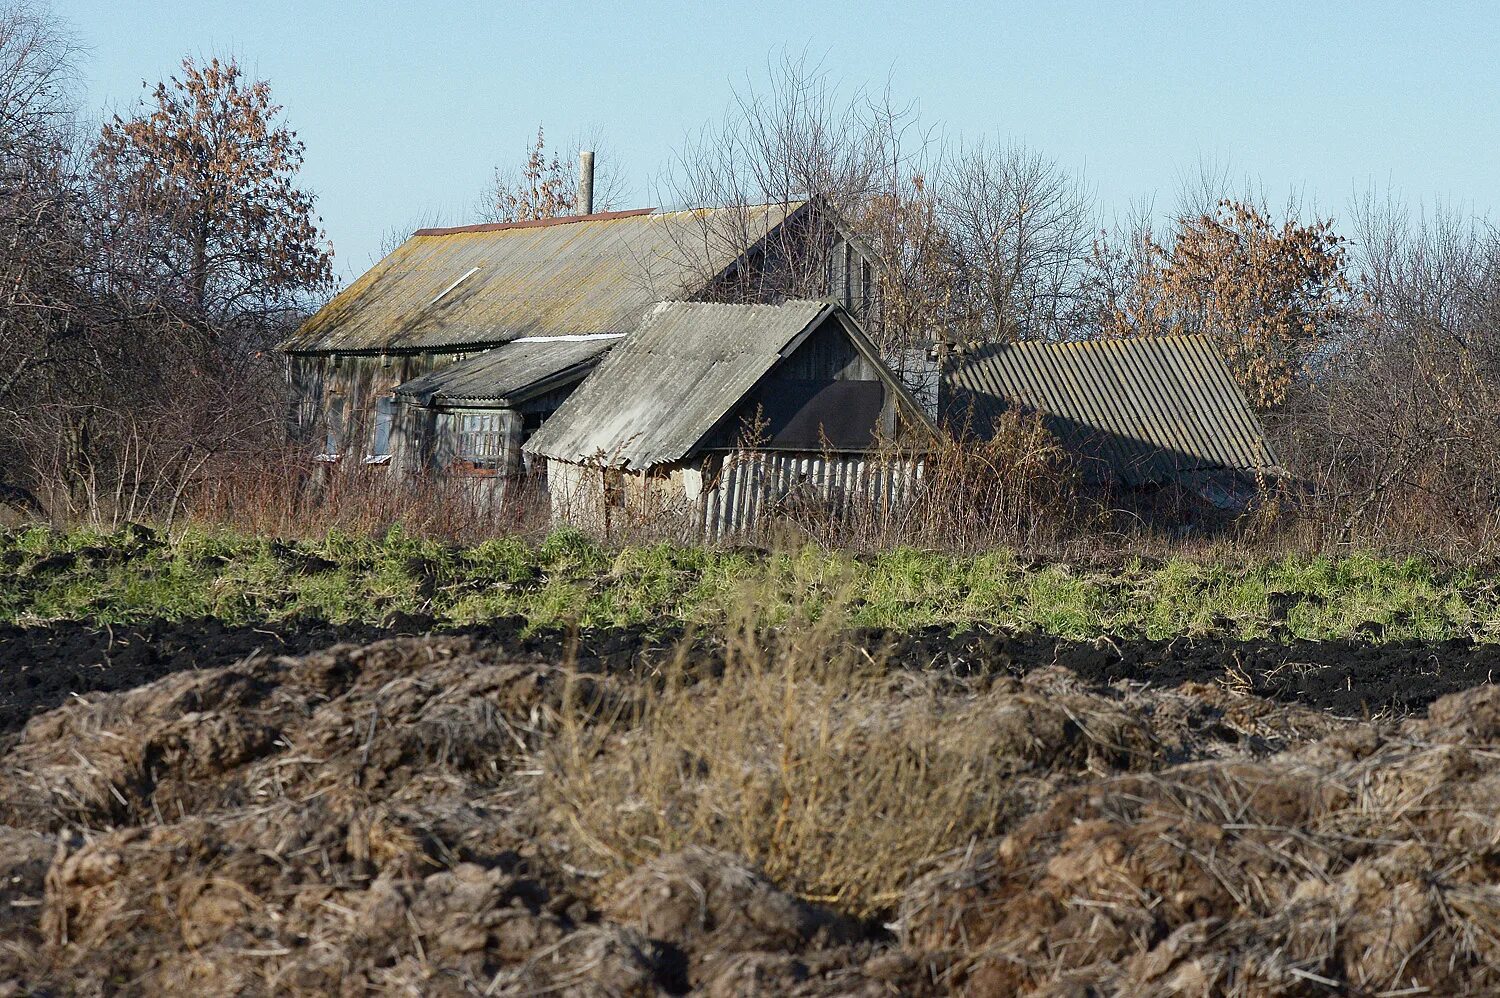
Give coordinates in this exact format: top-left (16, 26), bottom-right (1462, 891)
top-left (855, 169), bottom-right (963, 356)
top-left (0, 2), bottom-right (87, 418)
top-left (1284, 194), bottom-right (1500, 550)
top-left (375, 206), bottom-right (447, 263)
top-left (655, 52), bottom-right (916, 308)
top-left (478, 125), bottom-right (625, 223)
top-left (1172, 155), bottom-right (1238, 220)
top-left (663, 52), bottom-right (894, 215)
top-left (659, 58), bottom-right (1095, 354)
top-left (940, 140), bottom-right (1093, 343)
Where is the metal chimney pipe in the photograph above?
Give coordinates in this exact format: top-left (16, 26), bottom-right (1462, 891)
top-left (578, 150), bottom-right (595, 215)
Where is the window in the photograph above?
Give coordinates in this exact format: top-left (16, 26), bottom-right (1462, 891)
top-left (456, 412), bottom-right (508, 470)
top-left (366, 396), bottom-right (396, 463)
top-left (321, 394), bottom-right (347, 459)
top-left (295, 397), bottom-right (317, 434)
top-left (520, 407), bottom-right (560, 445)
top-left (843, 242), bottom-right (853, 306)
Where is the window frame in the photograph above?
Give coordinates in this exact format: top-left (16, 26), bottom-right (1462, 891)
top-left (453, 410), bottom-right (509, 473)
top-left (366, 395), bottom-right (397, 461)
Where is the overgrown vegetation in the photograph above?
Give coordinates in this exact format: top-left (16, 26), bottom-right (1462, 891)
top-left (4, 524), bottom-right (1499, 644)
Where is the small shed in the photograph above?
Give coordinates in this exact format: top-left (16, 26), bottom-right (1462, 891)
top-left (524, 300), bottom-right (934, 538)
top-left (945, 335), bottom-right (1280, 506)
top-left (389, 336), bottom-right (615, 482)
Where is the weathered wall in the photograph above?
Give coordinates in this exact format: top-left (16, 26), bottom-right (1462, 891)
top-left (546, 460), bottom-right (696, 536)
top-left (288, 351), bottom-right (464, 458)
top-left (778, 316), bottom-right (879, 381)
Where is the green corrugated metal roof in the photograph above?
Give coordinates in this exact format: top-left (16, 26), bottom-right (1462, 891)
top-left (946, 335), bottom-right (1277, 485)
top-left (280, 203), bottom-right (803, 354)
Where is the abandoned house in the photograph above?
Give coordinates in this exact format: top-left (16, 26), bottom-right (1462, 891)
top-left (945, 334), bottom-right (1280, 508)
top-left (277, 190), bottom-right (880, 499)
top-left (280, 158), bottom-right (1278, 536)
top-left (523, 299), bottom-right (934, 537)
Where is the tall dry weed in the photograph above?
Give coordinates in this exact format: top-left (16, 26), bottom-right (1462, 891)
top-left (768, 410), bottom-right (1091, 554)
top-left (188, 442), bottom-right (551, 543)
top-left (538, 569), bottom-right (1155, 918)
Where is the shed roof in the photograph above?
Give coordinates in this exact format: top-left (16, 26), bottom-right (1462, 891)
top-left (946, 335), bottom-right (1277, 485)
top-left (280, 202), bottom-right (804, 354)
top-left (524, 300), bottom-right (840, 469)
top-left (393, 337), bottom-right (615, 406)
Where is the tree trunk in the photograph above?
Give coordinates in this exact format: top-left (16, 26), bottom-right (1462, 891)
top-left (191, 215), bottom-right (210, 326)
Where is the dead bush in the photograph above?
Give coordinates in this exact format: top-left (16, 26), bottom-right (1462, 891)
top-left (538, 605), bottom-right (1183, 919)
top-left (768, 410), bottom-right (1093, 554)
top-left (188, 442), bottom-right (552, 543)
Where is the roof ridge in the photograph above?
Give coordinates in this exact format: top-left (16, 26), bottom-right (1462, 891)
top-left (413, 208), bottom-right (656, 236)
top-left (653, 298), bottom-right (827, 309)
top-left (412, 199), bottom-right (811, 238)
top-left (994, 333), bottom-right (1212, 352)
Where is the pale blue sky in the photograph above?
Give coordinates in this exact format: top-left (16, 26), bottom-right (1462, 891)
top-left (57, 1), bottom-right (1500, 283)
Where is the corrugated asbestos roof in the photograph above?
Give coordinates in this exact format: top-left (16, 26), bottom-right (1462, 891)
top-left (523, 300), bottom-right (831, 469)
top-left (946, 335), bottom-right (1276, 485)
top-left (393, 337), bottom-right (614, 406)
top-left (280, 203), bottom-right (803, 353)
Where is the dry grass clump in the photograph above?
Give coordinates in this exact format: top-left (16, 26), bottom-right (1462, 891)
top-left (903, 682), bottom-right (1500, 995)
top-left (540, 608), bottom-right (1183, 918)
top-left (540, 636), bottom-right (1352, 924)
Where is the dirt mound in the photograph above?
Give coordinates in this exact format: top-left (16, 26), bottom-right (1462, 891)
top-left (0, 635), bottom-right (960, 995)
top-left (40, 807), bottom-right (667, 996)
top-left (0, 636), bottom-right (621, 832)
top-left (0, 615), bottom-right (654, 737)
top-left (902, 682), bottom-right (1500, 995)
top-left (2, 636), bottom-right (639, 994)
top-left (604, 849), bottom-right (942, 996)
